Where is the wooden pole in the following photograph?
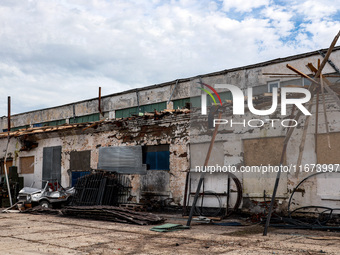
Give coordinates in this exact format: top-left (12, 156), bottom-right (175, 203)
top-left (315, 30), bottom-right (340, 79)
top-left (296, 103), bottom-right (314, 175)
top-left (320, 74), bottom-right (331, 148)
top-left (4, 96), bottom-right (13, 206)
top-left (315, 89), bottom-right (319, 155)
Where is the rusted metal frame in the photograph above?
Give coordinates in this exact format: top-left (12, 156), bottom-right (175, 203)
top-left (98, 87), bottom-right (104, 116)
top-left (226, 176), bottom-right (231, 217)
top-left (7, 96), bottom-right (11, 132)
top-left (186, 111), bottom-right (223, 227)
top-left (182, 171), bottom-right (190, 215)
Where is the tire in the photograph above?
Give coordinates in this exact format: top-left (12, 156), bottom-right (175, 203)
top-left (39, 200), bottom-right (51, 208)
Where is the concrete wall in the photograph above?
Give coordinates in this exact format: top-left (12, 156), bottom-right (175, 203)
top-left (1, 47), bottom-right (340, 213)
top-left (0, 114), bottom-right (190, 205)
top-left (1, 48), bottom-right (339, 130)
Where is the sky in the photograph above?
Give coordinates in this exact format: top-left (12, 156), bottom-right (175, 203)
top-left (0, 0), bottom-right (339, 116)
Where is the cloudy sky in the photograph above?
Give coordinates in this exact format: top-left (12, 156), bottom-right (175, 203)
top-left (0, 0), bottom-right (339, 116)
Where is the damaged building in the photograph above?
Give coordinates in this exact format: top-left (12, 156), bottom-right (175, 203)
top-left (1, 46), bottom-right (340, 215)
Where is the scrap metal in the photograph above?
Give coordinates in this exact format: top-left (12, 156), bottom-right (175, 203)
top-left (61, 205), bottom-right (164, 225)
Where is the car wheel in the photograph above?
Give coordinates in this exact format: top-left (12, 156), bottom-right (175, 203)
top-left (39, 200), bottom-right (51, 208)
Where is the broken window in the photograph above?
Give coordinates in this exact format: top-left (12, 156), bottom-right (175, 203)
top-left (19, 156), bottom-right (34, 174)
top-left (143, 145), bottom-right (170, 170)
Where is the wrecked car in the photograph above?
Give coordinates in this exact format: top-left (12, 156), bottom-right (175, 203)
top-left (17, 180), bottom-right (75, 208)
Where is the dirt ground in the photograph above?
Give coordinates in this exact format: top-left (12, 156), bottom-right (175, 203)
top-left (1, 211), bottom-right (340, 255)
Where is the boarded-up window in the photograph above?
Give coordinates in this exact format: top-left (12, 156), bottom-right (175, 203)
top-left (20, 156), bottom-right (35, 174)
top-left (190, 142), bottom-right (224, 169)
top-left (98, 146), bottom-right (146, 174)
top-left (0, 160), bottom-right (13, 175)
top-left (243, 137), bottom-right (286, 166)
top-left (243, 137), bottom-right (287, 198)
top-left (316, 133), bottom-right (340, 164)
top-left (70, 150), bottom-right (91, 171)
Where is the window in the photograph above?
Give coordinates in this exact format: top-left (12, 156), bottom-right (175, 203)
top-left (3, 125), bottom-right (29, 132)
top-left (69, 113), bottom-right (100, 124)
top-left (20, 156), bottom-right (35, 174)
top-left (143, 145), bottom-right (170, 170)
top-left (0, 160), bottom-right (13, 175)
top-left (70, 150), bottom-right (91, 171)
top-left (316, 132), bottom-right (340, 164)
top-left (268, 81), bottom-right (280, 93)
top-left (243, 137), bottom-right (286, 166)
top-left (115, 102), bottom-right (167, 118)
top-left (97, 146), bottom-right (146, 174)
top-left (115, 107), bottom-right (138, 118)
top-left (71, 171), bottom-right (90, 186)
top-left (243, 137), bottom-right (287, 197)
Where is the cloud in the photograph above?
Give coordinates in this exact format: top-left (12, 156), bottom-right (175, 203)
top-left (0, 0), bottom-right (339, 116)
top-left (222, 0), bottom-right (270, 13)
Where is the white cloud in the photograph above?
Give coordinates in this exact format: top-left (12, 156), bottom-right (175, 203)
top-left (293, 0), bottom-right (339, 21)
top-left (222, 0), bottom-right (270, 13)
top-left (0, 0), bottom-right (339, 116)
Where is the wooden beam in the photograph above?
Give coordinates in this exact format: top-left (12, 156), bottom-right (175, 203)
top-left (296, 103), bottom-right (314, 176)
top-left (315, 89), bottom-right (319, 156)
top-left (320, 74), bottom-right (331, 148)
top-left (315, 30), bottom-right (340, 78)
top-left (287, 64), bottom-right (340, 108)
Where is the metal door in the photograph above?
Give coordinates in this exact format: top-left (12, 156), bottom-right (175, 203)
top-left (42, 146), bottom-right (62, 187)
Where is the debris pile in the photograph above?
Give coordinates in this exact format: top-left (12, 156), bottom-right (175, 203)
top-left (61, 205), bottom-right (165, 225)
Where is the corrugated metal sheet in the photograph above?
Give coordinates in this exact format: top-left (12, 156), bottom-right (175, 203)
top-left (98, 146), bottom-right (147, 174)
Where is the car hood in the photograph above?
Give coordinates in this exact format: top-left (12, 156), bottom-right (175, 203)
top-left (19, 187), bottom-right (42, 194)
